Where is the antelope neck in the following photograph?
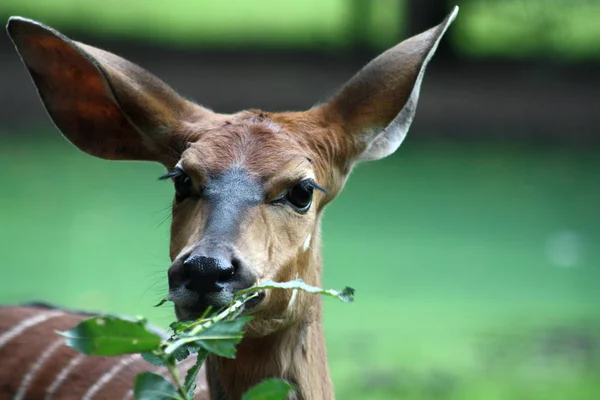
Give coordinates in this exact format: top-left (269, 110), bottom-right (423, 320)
top-left (205, 247), bottom-right (333, 400)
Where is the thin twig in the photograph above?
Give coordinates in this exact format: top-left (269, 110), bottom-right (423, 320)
top-left (164, 355), bottom-right (189, 400)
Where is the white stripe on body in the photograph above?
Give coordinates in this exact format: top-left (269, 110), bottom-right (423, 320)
top-left (0, 310), bottom-right (63, 351)
top-left (81, 354), bottom-right (140, 400)
top-left (45, 354), bottom-right (86, 400)
top-left (123, 389), bottom-right (134, 400)
top-left (15, 338), bottom-right (65, 400)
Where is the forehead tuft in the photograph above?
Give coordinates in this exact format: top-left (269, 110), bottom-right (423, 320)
top-left (183, 112), bottom-right (310, 179)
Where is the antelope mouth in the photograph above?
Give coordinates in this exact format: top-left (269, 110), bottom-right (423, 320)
top-left (170, 287), bottom-right (266, 321)
top-left (242, 290), bottom-right (266, 311)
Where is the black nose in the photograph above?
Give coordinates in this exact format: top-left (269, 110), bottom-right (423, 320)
top-left (183, 254), bottom-right (236, 292)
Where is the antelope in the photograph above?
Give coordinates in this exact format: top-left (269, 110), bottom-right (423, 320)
top-left (5, 7), bottom-right (458, 400)
top-left (0, 304), bottom-right (208, 400)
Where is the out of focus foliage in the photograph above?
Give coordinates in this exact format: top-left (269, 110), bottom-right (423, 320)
top-left (3, 0), bottom-right (600, 59)
top-left (456, 0), bottom-right (600, 60)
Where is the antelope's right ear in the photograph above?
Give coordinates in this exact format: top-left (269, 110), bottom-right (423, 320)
top-left (7, 17), bottom-right (208, 165)
top-left (321, 7), bottom-right (458, 163)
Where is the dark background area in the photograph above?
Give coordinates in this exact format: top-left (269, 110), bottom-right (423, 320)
top-left (2, 0), bottom-right (600, 144)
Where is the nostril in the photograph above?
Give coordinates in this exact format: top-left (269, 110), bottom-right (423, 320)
top-left (218, 263), bottom-right (235, 283)
top-left (231, 258), bottom-right (242, 274)
top-left (218, 257), bottom-right (242, 283)
top-left (168, 264), bottom-right (186, 289)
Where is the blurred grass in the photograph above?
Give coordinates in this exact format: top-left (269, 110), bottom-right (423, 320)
top-left (1, 133), bottom-right (599, 398)
top-left (3, 0), bottom-right (600, 58)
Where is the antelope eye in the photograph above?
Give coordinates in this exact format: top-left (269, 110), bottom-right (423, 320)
top-left (159, 168), bottom-right (198, 202)
top-left (286, 181), bottom-right (314, 212)
top-left (173, 173), bottom-right (194, 201)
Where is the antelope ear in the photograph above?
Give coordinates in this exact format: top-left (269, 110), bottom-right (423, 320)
top-left (324, 6), bottom-right (458, 162)
top-left (6, 17), bottom-right (207, 164)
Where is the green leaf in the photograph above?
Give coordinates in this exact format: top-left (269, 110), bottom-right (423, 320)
top-left (337, 286), bottom-right (355, 303)
top-left (182, 343), bottom-right (203, 354)
top-left (242, 378), bottom-right (294, 400)
top-left (236, 279), bottom-right (355, 303)
top-left (141, 351), bottom-right (168, 367)
top-left (134, 372), bottom-right (179, 400)
top-left (165, 317), bottom-right (253, 358)
top-left (154, 297), bottom-right (169, 307)
top-left (172, 346), bottom-right (190, 362)
top-left (169, 320), bottom-right (191, 333)
top-left (58, 316), bottom-right (162, 356)
top-left (184, 350), bottom-right (208, 398)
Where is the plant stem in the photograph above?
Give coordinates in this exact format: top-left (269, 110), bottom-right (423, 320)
top-left (163, 355), bottom-right (189, 400)
top-left (188, 292), bottom-right (258, 335)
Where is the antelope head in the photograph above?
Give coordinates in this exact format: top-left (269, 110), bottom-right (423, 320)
top-left (8, 8), bottom-right (457, 398)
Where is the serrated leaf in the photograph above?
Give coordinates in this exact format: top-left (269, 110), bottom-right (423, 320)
top-left (58, 316), bottom-right (162, 356)
top-left (165, 317), bottom-right (252, 358)
top-left (242, 378), bottom-right (294, 400)
top-left (141, 351), bottom-right (168, 367)
top-left (172, 346), bottom-right (190, 362)
top-left (184, 350), bottom-right (208, 398)
top-left (134, 372), bottom-right (178, 400)
top-left (236, 279), bottom-right (355, 303)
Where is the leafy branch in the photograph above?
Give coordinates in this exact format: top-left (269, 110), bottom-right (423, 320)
top-left (57, 279), bottom-right (354, 399)
top-left (236, 279), bottom-right (355, 303)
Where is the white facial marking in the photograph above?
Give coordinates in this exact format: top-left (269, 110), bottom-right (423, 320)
top-left (287, 288), bottom-right (299, 310)
top-left (303, 234), bottom-right (312, 252)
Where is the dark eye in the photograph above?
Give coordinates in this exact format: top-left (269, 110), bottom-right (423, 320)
top-left (173, 173), bottom-right (194, 201)
top-left (286, 180), bottom-right (314, 212)
top-left (159, 168), bottom-right (198, 202)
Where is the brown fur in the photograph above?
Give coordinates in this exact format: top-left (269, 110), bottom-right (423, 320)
top-left (0, 306), bottom-right (208, 400)
top-left (7, 9), bottom-right (457, 400)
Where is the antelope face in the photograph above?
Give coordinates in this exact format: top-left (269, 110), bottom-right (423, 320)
top-left (8, 9), bottom-right (457, 335)
top-left (164, 112), bottom-right (333, 325)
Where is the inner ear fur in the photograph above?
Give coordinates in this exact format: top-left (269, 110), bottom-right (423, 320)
top-left (320, 6), bottom-right (458, 162)
top-left (7, 17), bottom-right (208, 164)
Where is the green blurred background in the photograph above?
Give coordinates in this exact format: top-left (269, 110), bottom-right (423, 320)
top-left (1, 1), bottom-right (599, 399)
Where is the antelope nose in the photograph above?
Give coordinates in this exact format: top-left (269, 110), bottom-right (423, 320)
top-left (183, 254), bottom-right (235, 292)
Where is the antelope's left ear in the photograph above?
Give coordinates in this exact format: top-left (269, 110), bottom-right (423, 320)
top-left (322, 6), bottom-right (458, 162)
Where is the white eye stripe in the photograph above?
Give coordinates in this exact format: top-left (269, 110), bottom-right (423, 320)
top-left (304, 171), bottom-right (316, 181)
